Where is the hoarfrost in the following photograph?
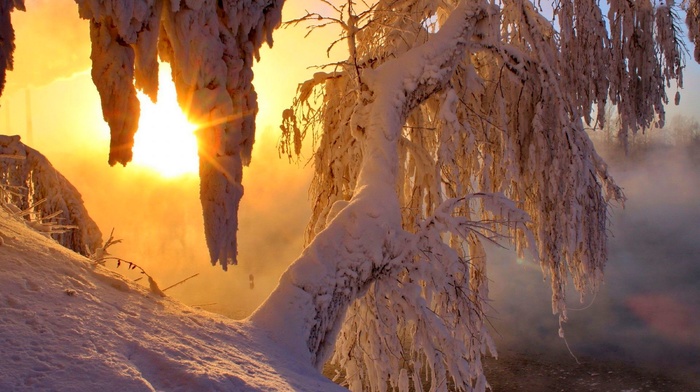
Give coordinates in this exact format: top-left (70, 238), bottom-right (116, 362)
top-left (0, 135), bottom-right (102, 255)
top-left (1, 0), bottom-right (698, 391)
top-left (274, 0), bottom-right (696, 391)
top-left (75, 0), bottom-right (284, 268)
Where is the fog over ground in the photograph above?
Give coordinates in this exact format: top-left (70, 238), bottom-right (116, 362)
top-left (487, 143), bottom-right (700, 379)
top-left (50, 135), bottom-right (313, 320)
top-left (0, 0), bottom-right (327, 317)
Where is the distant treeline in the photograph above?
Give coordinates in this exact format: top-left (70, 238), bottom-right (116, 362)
top-left (588, 113), bottom-right (700, 161)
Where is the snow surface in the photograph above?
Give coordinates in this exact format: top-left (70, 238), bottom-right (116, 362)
top-left (0, 207), bottom-right (345, 391)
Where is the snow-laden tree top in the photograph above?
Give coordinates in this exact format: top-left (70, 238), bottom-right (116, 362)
top-left (269, 0), bottom-right (699, 390)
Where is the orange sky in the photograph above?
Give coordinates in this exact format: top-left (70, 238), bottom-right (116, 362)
top-left (2, 0), bottom-right (341, 153)
top-left (0, 0), bottom-right (342, 317)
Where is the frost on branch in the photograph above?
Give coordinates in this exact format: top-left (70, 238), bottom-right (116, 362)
top-left (606, 0), bottom-right (684, 145)
top-left (263, 2), bottom-right (504, 390)
top-left (75, 0), bottom-right (161, 165)
top-left (276, 0), bottom-right (695, 390)
top-left (0, 135), bottom-right (102, 255)
top-left (75, 0), bottom-right (284, 268)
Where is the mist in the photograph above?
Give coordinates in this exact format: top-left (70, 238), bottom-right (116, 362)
top-left (5, 68), bottom-right (316, 320)
top-left (44, 132), bottom-right (312, 320)
top-left (43, 125), bottom-right (700, 379)
top-left (10, 67), bottom-right (700, 384)
top-left (5, 0), bottom-right (90, 95)
top-left (486, 141), bottom-right (700, 380)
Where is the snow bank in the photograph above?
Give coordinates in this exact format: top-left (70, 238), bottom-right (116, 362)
top-left (0, 208), bottom-right (344, 391)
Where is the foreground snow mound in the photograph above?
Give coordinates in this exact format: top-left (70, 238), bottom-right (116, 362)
top-left (0, 209), bottom-right (344, 392)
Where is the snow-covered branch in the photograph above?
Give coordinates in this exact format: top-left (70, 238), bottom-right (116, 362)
top-left (686, 0), bottom-right (700, 61)
top-left (2, 1), bottom-right (697, 390)
top-left (251, 3), bottom-right (494, 387)
top-left (273, 0), bottom-right (697, 389)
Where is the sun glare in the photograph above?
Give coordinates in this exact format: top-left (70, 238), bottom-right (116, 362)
top-left (131, 66), bottom-right (199, 178)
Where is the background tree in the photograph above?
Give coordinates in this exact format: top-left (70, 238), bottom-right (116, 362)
top-left (588, 110), bottom-right (700, 159)
top-left (669, 113), bottom-right (700, 145)
top-left (0, 0), bottom-right (698, 391)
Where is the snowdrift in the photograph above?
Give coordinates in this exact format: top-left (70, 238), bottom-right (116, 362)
top-left (0, 208), bottom-right (344, 391)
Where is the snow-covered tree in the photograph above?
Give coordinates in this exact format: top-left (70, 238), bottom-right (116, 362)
top-left (0, 135), bottom-right (102, 255)
top-left (265, 1), bottom-right (690, 390)
top-left (670, 113), bottom-right (700, 145)
top-left (1, 0), bottom-right (698, 391)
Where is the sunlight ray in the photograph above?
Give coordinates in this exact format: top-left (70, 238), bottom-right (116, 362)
top-left (131, 63), bottom-right (199, 178)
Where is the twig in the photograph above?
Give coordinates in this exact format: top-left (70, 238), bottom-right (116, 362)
top-left (162, 273), bottom-right (200, 292)
top-left (192, 302), bottom-right (218, 308)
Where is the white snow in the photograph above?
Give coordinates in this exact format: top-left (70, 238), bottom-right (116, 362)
top-left (0, 207), bottom-right (345, 391)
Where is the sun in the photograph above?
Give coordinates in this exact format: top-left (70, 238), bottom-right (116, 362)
top-left (131, 65), bottom-right (199, 178)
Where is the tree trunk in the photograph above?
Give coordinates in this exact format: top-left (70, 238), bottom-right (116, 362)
top-left (249, 1), bottom-right (492, 368)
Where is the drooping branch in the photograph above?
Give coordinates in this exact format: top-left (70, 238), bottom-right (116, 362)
top-left (76, 0), bottom-right (163, 166)
top-left (684, 0), bottom-right (700, 62)
top-left (250, 0), bottom-right (493, 371)
top-left (158, 0), bottom-right (284, 269)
